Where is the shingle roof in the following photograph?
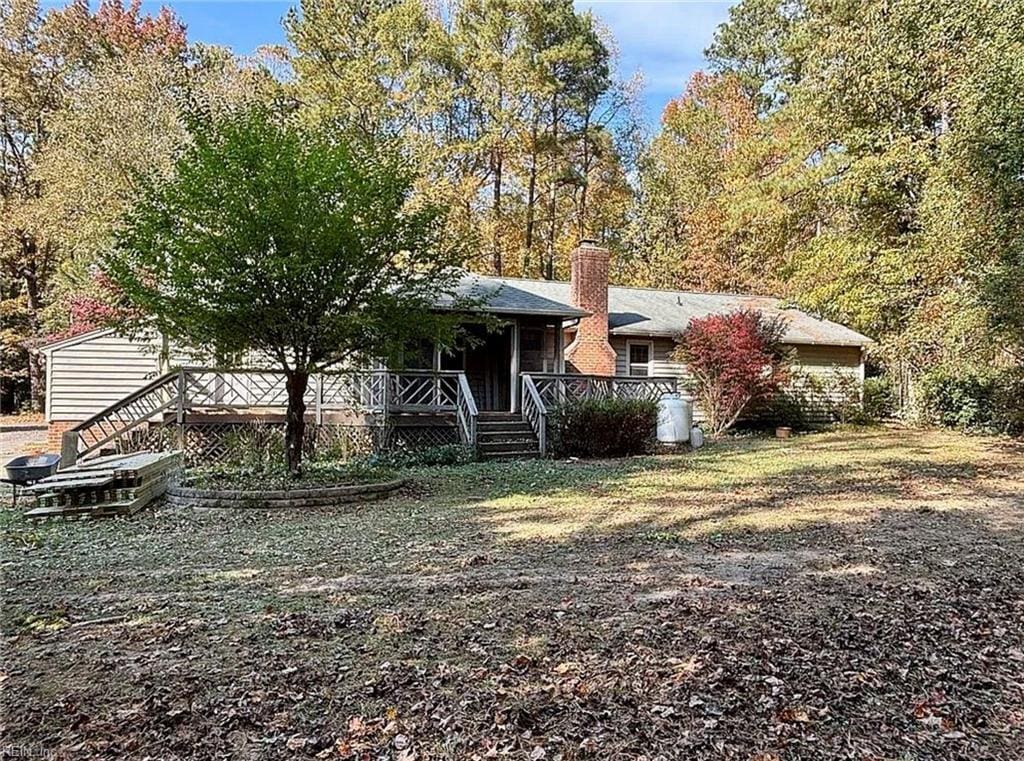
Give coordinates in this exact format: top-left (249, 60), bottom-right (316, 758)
top-left (451, 275), bottom-right (872, 347)
top-left (445, 273), bottom-right (588, 318)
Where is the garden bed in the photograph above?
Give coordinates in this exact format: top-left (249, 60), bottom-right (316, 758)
top-left (166, 478), bottom-right (407, 509)
top-left (167, 463), bottom-right (406, 509)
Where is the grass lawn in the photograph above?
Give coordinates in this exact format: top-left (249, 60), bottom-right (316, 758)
top-left (2, 427), bottom-right (1023, 759)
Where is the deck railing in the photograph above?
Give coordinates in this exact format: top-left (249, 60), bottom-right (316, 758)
top-left (529, 372), bottom-right (678, 408)
top-left (63, 367), bottom-right (479, 466)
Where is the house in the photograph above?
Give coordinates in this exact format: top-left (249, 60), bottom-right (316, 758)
top-left (41, 240), bottom-right (871, 461)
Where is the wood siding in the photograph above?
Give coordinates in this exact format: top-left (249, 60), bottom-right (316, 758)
top-left (609, 335), bottom-right (863, 423)
top-left (46, 333), bottom-right (162, 422)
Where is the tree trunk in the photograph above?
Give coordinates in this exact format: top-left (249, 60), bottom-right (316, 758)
top-left (524, 118), bottom-right (539, 275)
top-left (545, 95), bottom-right (559, 281)
top-left (544, 175), bottom-right (561, 280)
top-left (491, 150), bottom-right (503, 275)
top-left (578, 112), bottom-right (592, 239)
top-left (20, 252), bottom-right (45, 413)
top-left (285, 370), bottom-right (310, 475)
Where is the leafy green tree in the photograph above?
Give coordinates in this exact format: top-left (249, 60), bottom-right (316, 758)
top-left (449, 0), bottom-right (531, 275)
top-left (106, 108), bottom-right (469, 474)
top-left (517, 0), bottom-right (614, 279)
top-left (705, 0), bottom-right (804, 113)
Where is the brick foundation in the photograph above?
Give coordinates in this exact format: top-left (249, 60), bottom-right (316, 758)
top-left (47, 420), bottom-right (79, 452)
top-left (564, 240), bottom-right (617, 376)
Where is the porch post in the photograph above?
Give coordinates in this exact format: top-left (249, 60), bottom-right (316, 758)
top-left (554, 319), bottom-right (565, 374)
top-left (510, 319), bottom-right (520, 413)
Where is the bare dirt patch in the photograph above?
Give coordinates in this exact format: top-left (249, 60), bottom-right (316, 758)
top-left (2, 428), bottom-right (1023, 759)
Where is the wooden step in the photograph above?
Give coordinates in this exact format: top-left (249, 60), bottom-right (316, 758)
top-left (477, 426), bottom-right (535, 437)
top-left (477, 419), bottom-right (533, 430)
top-left (478, 437), bottom-right (537, 447)
top-left (479, 439), bottom-right (540, 454)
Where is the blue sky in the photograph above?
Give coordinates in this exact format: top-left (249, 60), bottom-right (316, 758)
top-left (97, 0), bottom-right (735, 124)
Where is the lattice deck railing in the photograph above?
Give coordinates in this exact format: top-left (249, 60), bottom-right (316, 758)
top-left (63, 367), bottom-right (479, 466)
top-left (61, 368), bottom-right (676, 467)
top-left (520, 374), bottom-right (547, 456)
top-left (529, 373), bottom-right (678, 408)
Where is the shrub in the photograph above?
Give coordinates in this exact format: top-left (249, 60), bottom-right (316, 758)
top-left (821, 371), bottom-right (869, 424)
top-left (549, 398), bottom-right (657, 458)
top-left (917, 367), bottom-right (1024, 435)
top-left (754, 368), bottom-right (873, 429)
top-left (863, 376), bottom-right (896, 421)
top-left (374, 443), bottom-right (476, 467)
top-left (220, 423), bottom-right (286, 472)
top-left (995, 370), bottom-right (1024, 436)
top-left (917, 367), bottom-right (999, 430)
top-left (761, 389), bottom-right (810, 430)
top-left (674, 309), bottom-right (790, 435)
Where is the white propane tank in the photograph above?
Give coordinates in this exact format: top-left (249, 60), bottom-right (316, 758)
top-left (657, 393), bottom-right (692, 443)
top-left (690, 425), bottom-right (705, 449)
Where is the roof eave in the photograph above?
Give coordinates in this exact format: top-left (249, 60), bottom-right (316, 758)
top-left (38, 327), bottom-right (115, 354)
top-left (439, 304), bottom-right (589, 319)
top-left (608, 325), bottom-right (872, 347)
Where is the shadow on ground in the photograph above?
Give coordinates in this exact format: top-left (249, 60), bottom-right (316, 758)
top-left (2, 427), bottom-right (1023, 759)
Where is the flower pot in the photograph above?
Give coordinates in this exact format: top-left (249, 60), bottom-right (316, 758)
top-left (775, 426), bottom-right (792, 439)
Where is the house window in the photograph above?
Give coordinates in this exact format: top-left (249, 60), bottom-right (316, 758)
top-left (627, 341), bottom-right (653, 377)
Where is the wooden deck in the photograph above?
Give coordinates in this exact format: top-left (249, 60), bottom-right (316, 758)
top-left (59, 369), bottom-right (677, 466)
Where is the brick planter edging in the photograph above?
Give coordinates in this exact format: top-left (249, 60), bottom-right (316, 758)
top-left (166, 478), bottom-right (408, 509)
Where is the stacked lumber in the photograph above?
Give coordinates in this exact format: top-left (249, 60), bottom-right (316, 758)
top-left (24, 451), bottom-right (181, 520)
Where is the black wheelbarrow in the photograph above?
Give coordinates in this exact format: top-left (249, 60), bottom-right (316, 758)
top-left (3, 453), bottom-right (61, 510)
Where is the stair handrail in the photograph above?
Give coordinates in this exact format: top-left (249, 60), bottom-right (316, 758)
top-left (455, 371), bottom-right (479, 451)
top-left (520, 373), bottom-right (547, 457)
top-left (62, 370), bottom-right (182, 467)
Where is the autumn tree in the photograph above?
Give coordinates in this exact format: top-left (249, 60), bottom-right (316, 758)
top-left (0, 0), bottom-right (189, 411)
top-left (638, 0), bottom-right (1024, 406)
top-left (287, 0), bottom-right (637, 280)
top-left (628, 72), bottom-right (806, 294)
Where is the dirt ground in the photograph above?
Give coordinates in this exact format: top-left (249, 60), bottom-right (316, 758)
top-left (2, 427), bottom-right (1023, 760)
top-left (0, 427), bottom-right (47, 459)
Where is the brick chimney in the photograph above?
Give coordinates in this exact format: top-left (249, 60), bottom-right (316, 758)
top-left (565, 239), bottom-right (617, 376)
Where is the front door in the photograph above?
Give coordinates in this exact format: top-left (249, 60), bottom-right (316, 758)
top-left (456, 324), bottom-right (512, 411)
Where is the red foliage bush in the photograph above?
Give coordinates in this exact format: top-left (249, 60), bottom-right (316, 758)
top-left (675, 309), bottom-right (790, 434)
top-left (46, 272), bottom-right (129, 343)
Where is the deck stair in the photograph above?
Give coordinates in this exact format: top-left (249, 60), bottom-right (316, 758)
top-left (23, 452), bottom-right (181, 520)
top-left (476, 413), bottom-right (541, 460)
